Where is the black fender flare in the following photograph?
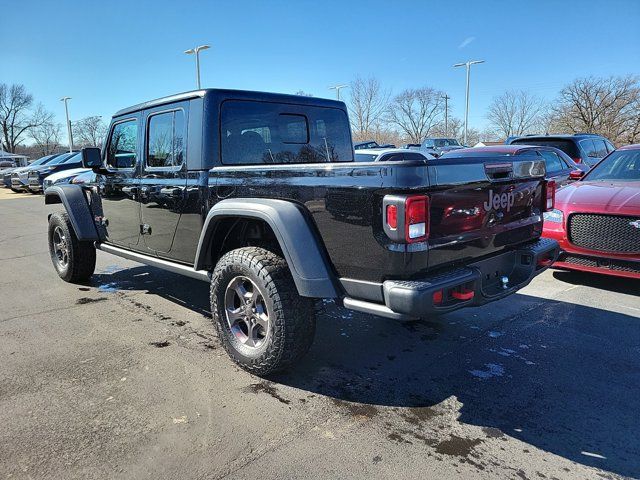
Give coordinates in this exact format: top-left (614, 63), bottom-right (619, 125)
top-left (195, 198), bottom-right (338, 298)
top-left (44, 185), bottom-right (100, 241)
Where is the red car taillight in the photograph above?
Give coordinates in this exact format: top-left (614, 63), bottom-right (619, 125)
top-left (405, 195), bottom-right (428, 242)
top-left (545, 180), bottom-right (556, 211)
top-left (386, 204), bottom-right (398, 229)
top-left (382, 194), bottom-right (430, 243)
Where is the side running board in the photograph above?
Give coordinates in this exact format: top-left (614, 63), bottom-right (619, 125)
top-left (97, 243), bottom-right (211, 282)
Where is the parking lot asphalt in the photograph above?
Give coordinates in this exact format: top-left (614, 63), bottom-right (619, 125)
top-left (0, 190), bottom-right (639, 480)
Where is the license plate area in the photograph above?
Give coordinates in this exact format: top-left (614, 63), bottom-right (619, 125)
top-left (471, 250), bottom-right (532, 297)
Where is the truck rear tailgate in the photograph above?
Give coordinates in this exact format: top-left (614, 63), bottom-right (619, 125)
top-left (426, 157), bottom-right (546, 270)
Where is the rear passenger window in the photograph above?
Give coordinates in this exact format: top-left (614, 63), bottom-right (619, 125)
top-left (540, 151), bottom-right (564, 174)
top-left (592, 139), bottom-right (608, 158)
top-left (107, 119), bottom-right (138, 169)
top-left (221, 100), bottom-right (353, 165)
top-left (147, 110), bottom-right (185, 168)
top-left (580, 139), bottom-right (598, 158)
top-left (605, 140), bottom-right (616, 152)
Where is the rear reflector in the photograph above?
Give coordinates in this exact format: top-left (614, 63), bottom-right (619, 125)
top-left (386, 204), bottom-right (397, 229)
top-left (405, 195), bottom-right (429, 242)
top-left (452, 289), bottom-right (475, 301)
top-left (545, 180), bottom-right (556, 211)
top-left (537, 257), bottom-right (553, 268)
top-left (433, 290), bottom-right (443, 305)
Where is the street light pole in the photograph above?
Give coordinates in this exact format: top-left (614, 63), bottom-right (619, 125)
top-left (328, 84), bottom-right (348, 101)
top-left (442, 94), bottom-right (450, 136)
top-left (453, 60), bottom-right (484, 145)
top-left (60, 97), bottom-right (73, 152)
top-left (184, 45), bottom-right (211, 89)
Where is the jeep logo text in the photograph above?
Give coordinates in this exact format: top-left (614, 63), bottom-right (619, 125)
top-left (484, 189), bottom-right (515, 213)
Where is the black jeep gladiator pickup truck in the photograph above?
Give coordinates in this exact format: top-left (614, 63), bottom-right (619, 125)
top-left (44, 89), bottom-right (559, 374)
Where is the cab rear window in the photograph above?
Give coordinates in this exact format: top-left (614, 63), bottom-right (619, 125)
top-left (221, 101), bottom-right (353, 165)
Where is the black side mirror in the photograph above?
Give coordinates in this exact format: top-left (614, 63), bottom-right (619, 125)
top-left (81, 147), bottom-right (102, 169)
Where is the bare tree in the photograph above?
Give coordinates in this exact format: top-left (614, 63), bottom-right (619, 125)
top-left (0, 83), bottom-right (50, 152)
top-left (431, 117), bottom-right (464, 140)
top-left (551, 75), bottom-right (640, 144)
top-left (386, 88), bottom-right (445, 144)
top-left (348, 76), bottom-right (389, 141)
top-left (294, 90), bottom-right (314, 97)
top-left (73, 116), bottom-right (107, 148)
top-left (487, 90), bottom-right (545, 138)
top-left (30, 116), bottom-right (63, 156)
top-left (623, 96), bottom-right (640, 144)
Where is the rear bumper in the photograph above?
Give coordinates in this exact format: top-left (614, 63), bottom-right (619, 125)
top-left (343, 238), bottom-right (559, 320)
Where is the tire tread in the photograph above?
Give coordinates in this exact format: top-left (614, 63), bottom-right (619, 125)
top-left (210, 247), bottom-right (315, 375)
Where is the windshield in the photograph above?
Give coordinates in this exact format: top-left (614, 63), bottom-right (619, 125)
top-left (584, 150), bottom-right (640, 182)
top-left (434, 138), bottom-right (460, 147)
top-left (28, 155), bottom-right (54, 167)
top-left (47, 153), bottom-right (74, 165)
top-left (61, 153), bottom-right (81, 164)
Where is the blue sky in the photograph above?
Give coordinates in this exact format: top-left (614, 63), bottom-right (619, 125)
top-left (2, 0), bottom-right (639, 143)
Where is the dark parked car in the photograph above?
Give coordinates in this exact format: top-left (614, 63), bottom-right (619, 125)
top-left (27, 152), bottom-right (82, 193)
top-left (441, 145), bottom-right (589, 187)
top-left (45, 88), bottom-right (558, 375)
top-left (507, 133), bottom-right (615, 167)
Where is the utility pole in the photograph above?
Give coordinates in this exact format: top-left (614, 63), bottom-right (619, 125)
top-left (184, 45), bottom-right (211, 89)
top-left (60, 97), bottom-right (73, 152)
top-left (453, 60), bottom-right (484, 145)
top-left (442, 94), bottom-right (450, 136)
top-left (328, 84), bottom-right (348, 101)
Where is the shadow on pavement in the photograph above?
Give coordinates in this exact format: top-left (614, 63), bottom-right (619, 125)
top-left (553, 269), bottom-right (639, 295)
top-left (91, 263), bottom-right (640, 477)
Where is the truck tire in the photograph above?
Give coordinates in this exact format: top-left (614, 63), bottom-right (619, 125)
top-left (210, 247), bottom-right (316, 375)
top-left (48, 212), bottom-right (96, 283)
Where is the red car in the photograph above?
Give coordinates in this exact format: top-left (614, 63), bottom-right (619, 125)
top-left (543, 144), bottom-right (640, 279)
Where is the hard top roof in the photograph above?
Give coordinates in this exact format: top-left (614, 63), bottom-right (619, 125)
top-left (114, 89), bottom-right (345, 117)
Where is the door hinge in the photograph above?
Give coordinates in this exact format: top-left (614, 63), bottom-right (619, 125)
top-left (140, 224), bottom-right (152, 235)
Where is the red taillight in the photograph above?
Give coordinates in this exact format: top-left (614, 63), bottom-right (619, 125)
top-left (405, 195), bottom-right (429, 242)
top-left (545, 180), bottom-right (556, 211)
top-left (433, 290), bottom-right (443, 305)
top-left (573, 157), bottom-right (582, 163)
top-left (386, 204), bottom-right (398, 229)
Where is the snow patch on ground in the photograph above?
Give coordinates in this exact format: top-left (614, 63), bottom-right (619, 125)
top-left (98, 282), bottom-right (120, 293)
